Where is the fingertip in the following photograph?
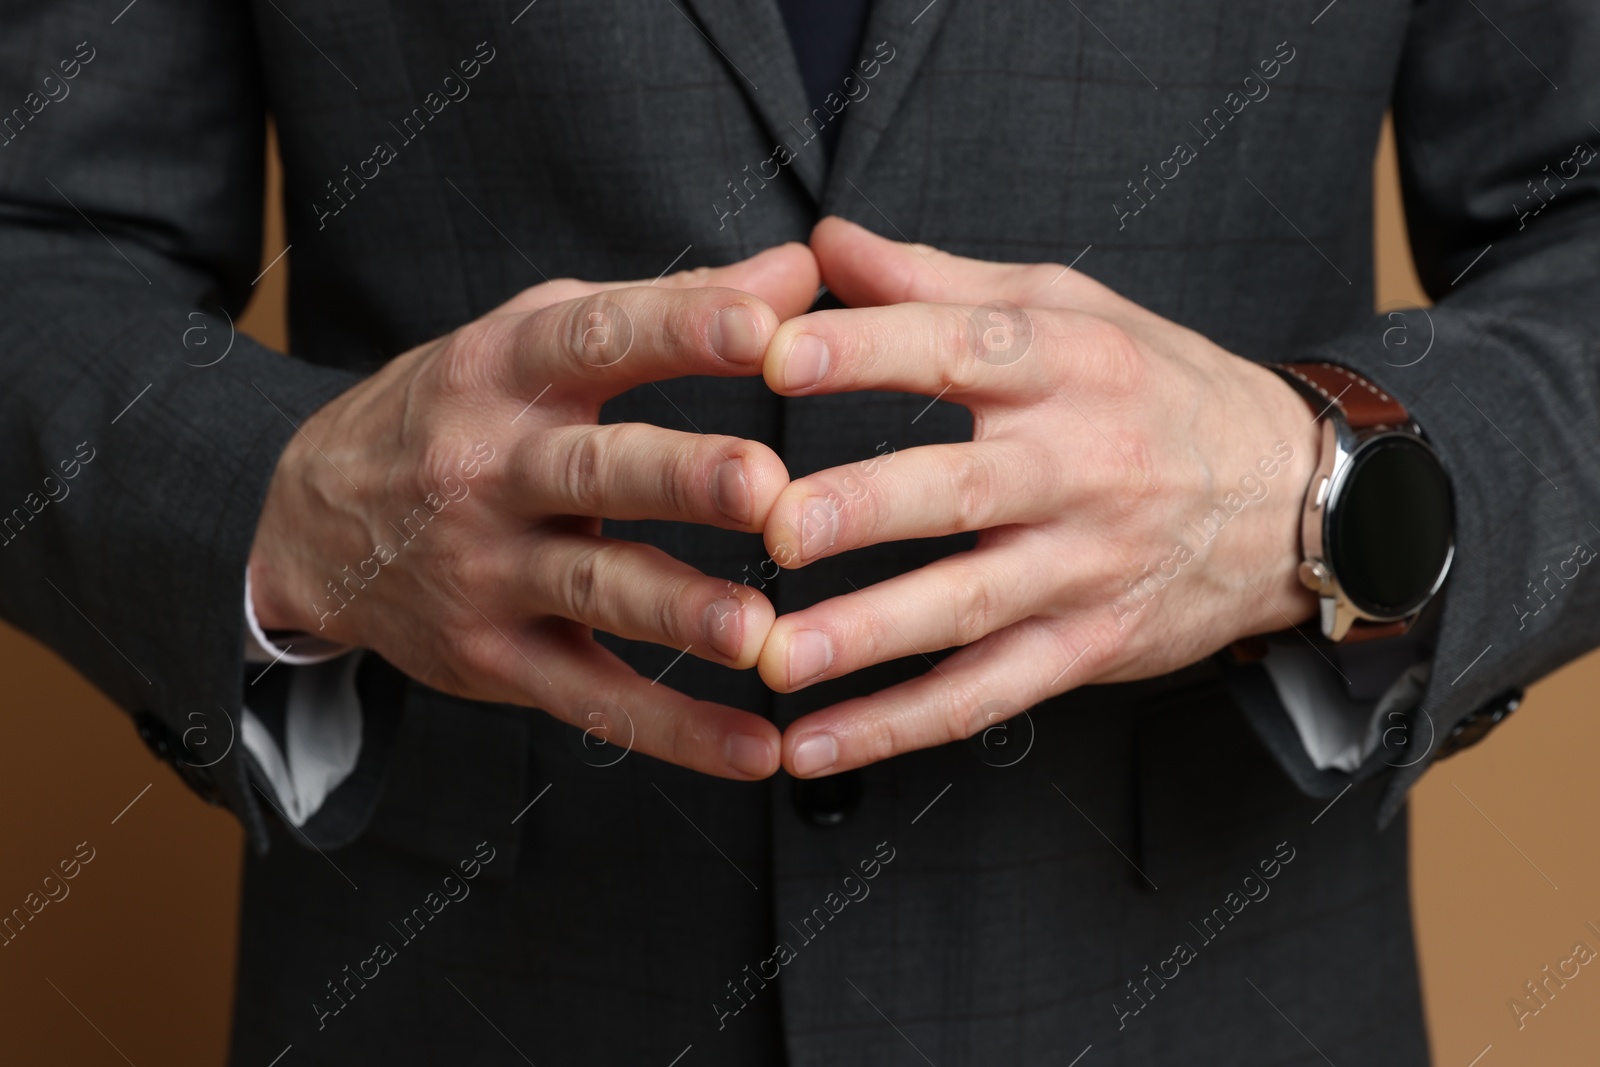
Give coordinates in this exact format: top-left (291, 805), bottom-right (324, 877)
top-left (761, 515), bottom-right (804, 576)
top-left (785, 729), bottom-right (841, 778)
top-left (729, 243), bottom-right (822, 321)
top-left (732, 439), bottom-right (789, 532)
top-left (700, 436), bottom-right (788, 532)
top-left (724, 729), bottom-right (781, 779)
top-left (808, 218), bottom-right (870, 294)
top-left (763, 477), bottom-right (839, 568)
top-left (809, 215), bottom-right (864, 249)
top-left (812, 216), bottom-right (934, 307)
top-left (763, 319), bottom-right (833, 395)
top-left (736, 581), bottom-right (777, 642)
top-left (706, 291), bottom-right (779, 366)
top-left (706, 583), bottom-right (776, 669)
top-left (755, 617), bottom-right (833, 694)
top-left (755, 631), bottom-right (790, 692)
top-left (762, 322), bottom-right (795, 394)
top-left (773, 239), bottom-right (823, 295)
top-left (755, 617), bottom-right (793, 694)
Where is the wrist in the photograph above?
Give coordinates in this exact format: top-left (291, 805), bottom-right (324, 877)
top-left (1250, 360), bottom-right (1322, 630)
top-left (248, 410), bottom-right (343, 635)
top-left (248, 456), bottom-right (314, 634)
top-left (246, 544), bottom-right (303, 633)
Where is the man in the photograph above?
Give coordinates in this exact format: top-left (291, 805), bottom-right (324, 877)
top-left (1, 0), bottom-right (1596, 1063)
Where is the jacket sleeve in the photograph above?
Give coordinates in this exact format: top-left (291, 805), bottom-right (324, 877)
top-left (1294, 0), bottom-right (1600, 822)
top-left (0, 4), bottom-right (360, 849)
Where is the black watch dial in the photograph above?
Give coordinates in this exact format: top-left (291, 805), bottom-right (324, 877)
top-left (1326, 434), bottom-right (1454, 619)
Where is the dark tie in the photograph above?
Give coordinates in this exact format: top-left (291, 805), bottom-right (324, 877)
top-left (774, 0), bottom-right (874, 158)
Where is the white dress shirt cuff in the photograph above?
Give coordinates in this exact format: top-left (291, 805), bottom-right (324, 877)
top-left (243, 567), bottom-right (351, 665)
top-left (241, 567), bottom-right (364, 827)
top-left (241, 654), bottom-right (365, 827)
top-left (1262, 646), bottom-right (1430, 772)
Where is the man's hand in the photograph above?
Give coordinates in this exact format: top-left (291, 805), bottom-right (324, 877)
top-left (248, 243), bottom-right (820, 780)
top-left (757, 218), bottom-right (1321, 778)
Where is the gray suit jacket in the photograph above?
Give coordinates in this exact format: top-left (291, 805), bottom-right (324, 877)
top-left (3, 0), bottom-right (1597, 1063)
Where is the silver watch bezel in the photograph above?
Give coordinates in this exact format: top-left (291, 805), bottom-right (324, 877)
top-left (1298, 407), bottom-right (1454, 641)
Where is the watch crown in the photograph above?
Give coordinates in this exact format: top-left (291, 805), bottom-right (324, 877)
top-left (1298, 559), bottom-right (1331, 594)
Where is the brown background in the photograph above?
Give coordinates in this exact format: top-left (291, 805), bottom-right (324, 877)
top-left (2, 121), bottom-right (1596, 1064)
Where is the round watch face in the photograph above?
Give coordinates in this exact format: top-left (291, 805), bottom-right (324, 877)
top-left (1325, 434), bottom-right (1454, 619)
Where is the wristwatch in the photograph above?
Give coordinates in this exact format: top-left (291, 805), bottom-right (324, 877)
top-left (1270, 361), bottom-right (1454, 643)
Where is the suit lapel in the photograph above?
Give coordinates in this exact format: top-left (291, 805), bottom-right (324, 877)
top-left (823, 0), bottom-right (957, 211)
top-left (675, 0), bottom-right (827, 202)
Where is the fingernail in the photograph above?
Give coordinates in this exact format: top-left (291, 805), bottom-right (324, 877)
top-left (797, 496), bottom-right (838, 560)
top-left (726, 733), bottom-right (774, 777)
top-left (710, 305), bottom-right (762, 364)
top-left (791, 733), bottom-right (839, 776)
top-left (703, 597), bottom-right (744, 659)
top-left (784, 334), bottom-right (830, 391)
top-left (709, 459), bottom-right (751, 524)
top-left (786, 629), bottom-right (834, 687)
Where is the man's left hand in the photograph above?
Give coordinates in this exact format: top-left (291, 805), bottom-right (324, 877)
top-left (759, 217), bottom-right (1323, 779)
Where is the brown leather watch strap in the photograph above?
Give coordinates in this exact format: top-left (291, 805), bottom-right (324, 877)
top-left (1273, 361), bottom-right (1409, 430)
top-left (1340, 618), bottom-right (1411, 643)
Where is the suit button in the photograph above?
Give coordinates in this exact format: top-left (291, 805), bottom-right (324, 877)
top-left (133, 711), bottom-right (172, 761)
top-left (132, 710), bottom-right (224, 805)
top-left (1439, 688), bottom-right (1523, 759)
top-left (793, 771), bottom-right (861, 826)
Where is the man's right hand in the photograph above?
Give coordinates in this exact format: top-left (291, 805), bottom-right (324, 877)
top-left (247, 243), bottom-right (820, 779)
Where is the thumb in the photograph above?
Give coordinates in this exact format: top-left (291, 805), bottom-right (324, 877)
top-left (810, 215), bottom-right (1041, 308)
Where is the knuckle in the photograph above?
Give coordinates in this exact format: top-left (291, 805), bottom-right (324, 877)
top-left (452, 627), bottom-right (502, 679)
top-left (655, 572), bottom-right (698, 642)
top-left (950, 565), bottom-right (999, 646)
top-left (662, 435), bottom-right (713, 518)
top-left (667, 706), bottom-right (715, 770)
top-left (439, 609), bottom-right (497, 675)
top-left (967, 302), bottom-right (1035, 371)
top-left (859, 720), bottom-right (904, 767)
top-left (950, 590), bottom-right (994, 649)
top-left (662, 289), bottom-right (723, 359)
top-left (417, 438), bottom-right (467, 500)
top-left (561, 543), bottom-right (611, 622)
top-left (1074, 616), bottom-right (1127, 676)
top-left (557, 295), bottom-right (603, 368)
top-left (950, 449), bottom-right (996, 527)
top-left (831, 594), bottom-right (894, 668)
top-left (557, 293), bottom-right (633, 371)
top-left (1097, 618), bottom-right (1131, 665)
top-left (945, 701), bottom-right (979, 747)
top-left (434, 320), bottom-right (502, 397)
top-left (538, 278), bottom-right (586, 303)
top-left (1026, 261), bottom-right (1068, 295)
top-left (1081, 316), bottom-right (1145, 396)
top-left (560, 427), bottom-right (610, 513)
top-left (942, 677), bottom-right (998, 747)
top-left (943, 312), bottom-right (987, 391)
top-left (670, 265), bottom-right (717, 288)
top-left (848, 608), bottom-right (893, 667)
